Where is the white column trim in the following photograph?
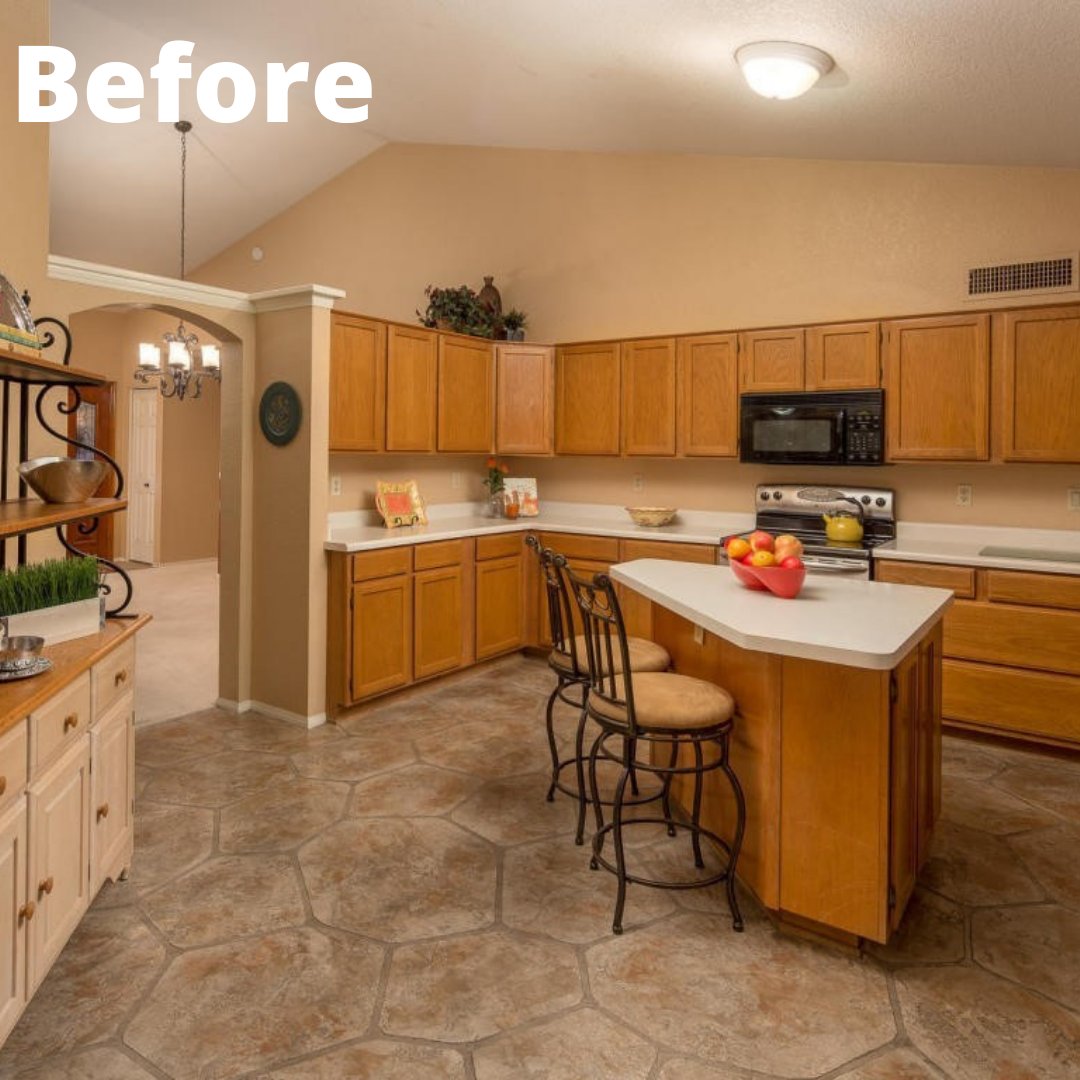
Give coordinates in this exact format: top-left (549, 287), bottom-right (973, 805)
top-left (216, 697), bottom-right (327, 730)
top-left (249, 285), bottom-right (347, 313)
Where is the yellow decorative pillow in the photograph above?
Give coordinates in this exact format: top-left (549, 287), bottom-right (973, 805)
top-left (375, 480), bottom-right (427, 528)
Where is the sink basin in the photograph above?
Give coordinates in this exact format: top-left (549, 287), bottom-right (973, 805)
top-left (980, 546), bottom-right (1080, 564)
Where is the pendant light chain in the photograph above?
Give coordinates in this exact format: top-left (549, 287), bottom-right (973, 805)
top-left (176, 120), bottom-right (192, 281)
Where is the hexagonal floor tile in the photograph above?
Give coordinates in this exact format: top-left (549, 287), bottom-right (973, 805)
top-left (142, 853), bottom-right (306, 948)
top-left (1007, 822), bottom-right (1080, 909)
top-left (895, 964), bottom-right (1080, 1080)
top-left (972, 903), bottom-right (1080, 1012)
top-left (657, 1060), bottom-right (756, 1080)
top-left (291, 733), bottom-right (416, 782)
top-left (0, 908), bottom-right (164, 1068)
top-left (940, 737), bottom-right (1007, 782)
top-left (992, 759), bottom-right (1080, 821)
top-left (381, 929), bottom-right (582, 1042)
top-left (125, 928), bottom-right (382, 1079)
top-left (473, 1007), bottom-right (656, 1080)
top-left (416, 717), bottom-right (550, 779)
top-left (260, 1039), bottom-right (467, 1079)
top-left (502, 837), bottom-right (676, 944)
top-left (138, 749), bottom-right (295, 808)
top-left (348, 763), bottom-right (478, 818)
top-left (834, 1048), bottom-right (943, 1079)
top-left (213, 712), bottom-right (348, 753)
top-left (451, 773), bottom-right (580, 845)
top-left (12, 1047), bottom-right (160, 1080)
top-left (299, 818), bottom-right (495, 941)
top-left (335, 696), bottom-right (458, 740)
top-left (134, 712), bottom-right (232, 768)
top-left (587, 913), bottom-right (894, 1077)
top-left (218, 777), bottom-right (348, 852)
top-left (941, 777), bottom-right (1058, 835)
top-left (130, 800), bottom-right (214, 891)
top-left (920, 821), bottom-right (1045, 906)
top-left (868, 887), bottom-right (966, 965)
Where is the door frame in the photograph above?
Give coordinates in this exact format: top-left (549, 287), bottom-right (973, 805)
top-left (127, 386), bottom-right (161, 565)
top-left (65, 382), bottom-right (117, 560)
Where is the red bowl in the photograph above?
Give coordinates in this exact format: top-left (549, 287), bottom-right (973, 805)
top-left (730, 559), bottom-right (807, 599)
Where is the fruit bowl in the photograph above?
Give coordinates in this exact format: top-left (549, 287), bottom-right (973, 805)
top-left (730, 559), bottom-right (807, 599)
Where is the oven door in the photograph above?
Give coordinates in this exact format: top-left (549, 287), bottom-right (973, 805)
top-left (739, 400), bottom-right (845, 464)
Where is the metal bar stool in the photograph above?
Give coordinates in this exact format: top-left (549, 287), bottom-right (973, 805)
top-left (565, 566), bottom-right (746, 935)
top-left (526, 537), bottom-right (670, 845)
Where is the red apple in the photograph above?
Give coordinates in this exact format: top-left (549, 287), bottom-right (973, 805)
top-left (774, 535), bottom-right (804, 558)
top-left (741, 553), bottom-right (756, 565)
top-left (748, 530), bottom-right (775, 552)
top-left (780, 555), bottom-right (804, 570)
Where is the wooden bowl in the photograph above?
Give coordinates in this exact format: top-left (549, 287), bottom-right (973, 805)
top-left (18, 457), bottom-right (107, 503)
top-left (731, 560), bottom-right (807, 599)
top-left (626, 506), bottom-right (678, 528)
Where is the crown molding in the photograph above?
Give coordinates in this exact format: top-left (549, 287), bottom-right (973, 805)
top-left (249, 284), bottom-right (347, 313)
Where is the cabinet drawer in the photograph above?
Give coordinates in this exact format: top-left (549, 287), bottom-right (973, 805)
top-left (0, 720), bottom-right (27, 810)
top-left (875, 560), bottom-right (975, 598)
top-left (985, 569), bottom-right (1080, 612)
top-left (476, 533), bottom-right (522, 561)
top-left (944, 601), bottom-right (1080, 676)
top-left (537, 532), bottom-right (620, 563)
top-left (943, 659), bottom-right (1080, 745)
top-left (352, 547), bottom-right (412, 582)
top-left (414, 539), bottom-right (465, 570)
top-left (92, 637), bottom-right (135, 720)
top-left (620, 539), bottom-right (717, 564)
top-left (30, 672), bottom-right (91, 774)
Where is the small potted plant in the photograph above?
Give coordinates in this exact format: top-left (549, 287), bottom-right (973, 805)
top-left (482, 457), bottom-right (510, 516)
top-left (0, 557), bottom-right (103, 644)
top-left (502, 308), bottom-right (528, 341)
top-left (416, 285), bottom-right (495, 338)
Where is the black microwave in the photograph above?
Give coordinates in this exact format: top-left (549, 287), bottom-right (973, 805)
top-left (739, 389), bottom-right (885, 466)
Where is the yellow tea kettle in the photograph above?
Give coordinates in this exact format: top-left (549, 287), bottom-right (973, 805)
top-left (822, 511), bottom-right (864, 543)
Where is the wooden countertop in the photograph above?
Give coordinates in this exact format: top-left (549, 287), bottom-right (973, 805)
top-left (0, 614), bottom-right (152, 736)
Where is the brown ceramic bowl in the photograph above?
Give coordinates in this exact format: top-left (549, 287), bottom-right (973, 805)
top-left (18, 457), bottom-right (107, 503)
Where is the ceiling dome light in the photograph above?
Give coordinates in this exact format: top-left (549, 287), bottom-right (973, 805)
top-left (735, 41), bottom-right (834, 100)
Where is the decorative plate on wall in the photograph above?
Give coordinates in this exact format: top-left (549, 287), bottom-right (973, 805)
top-left (259, 381), bottom-right (302, 446)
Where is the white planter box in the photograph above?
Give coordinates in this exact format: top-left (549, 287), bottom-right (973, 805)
top-left (1, 597), bottom-right (104, 645)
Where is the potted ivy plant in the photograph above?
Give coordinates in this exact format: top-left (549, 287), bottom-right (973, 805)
top-left (416, 285), bottom-right (495, 338)
top-left (0, 557), bottom-right (104, 644)
top-left (502, 308), bottom-right (528, 341)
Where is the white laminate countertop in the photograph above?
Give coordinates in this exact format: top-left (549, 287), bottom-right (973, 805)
top-left (325, 501), bottom-right (754, 553)
top-left (874, 522), bottom-right (1080, 577)
top-left (609, 559), bottom-right (953, 671)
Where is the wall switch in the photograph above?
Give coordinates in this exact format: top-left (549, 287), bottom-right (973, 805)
top-left (1069, 488), bottom-right (1080, 511)
top-left (451, 471), bottom-right (463, 490)
top-left (693, 625), bottom-right (705, 646)
top-left (956, 484), bottom-right (973, 507)
top-left (330, 475), bottom-right (343, 497)
top-left (632, 474), bottom-right (646, 494)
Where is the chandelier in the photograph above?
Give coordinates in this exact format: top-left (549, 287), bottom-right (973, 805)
top-left (136, 120), bottom-right (222, 401)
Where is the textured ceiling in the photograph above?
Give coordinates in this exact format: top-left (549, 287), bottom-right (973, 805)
top-left (49, 0), bottom-right (1080, 275)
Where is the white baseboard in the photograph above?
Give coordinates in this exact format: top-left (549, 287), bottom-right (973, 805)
top-left (216, 696), bottom-right (326, 729)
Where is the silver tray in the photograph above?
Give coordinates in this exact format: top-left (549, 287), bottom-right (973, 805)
top-left (0, 657), bottom-right (53, 682)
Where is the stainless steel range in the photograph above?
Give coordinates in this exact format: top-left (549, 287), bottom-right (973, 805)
top-left (729, 483), bottom-right (897, 578)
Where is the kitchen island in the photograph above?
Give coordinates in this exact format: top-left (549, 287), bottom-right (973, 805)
top-left (608, 559), bottom-right (953, 945)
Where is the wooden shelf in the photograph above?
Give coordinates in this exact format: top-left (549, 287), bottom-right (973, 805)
top-left (0, 343), bottom-right (106, 387)
top-left (0, 498), bottom-right (127, 540)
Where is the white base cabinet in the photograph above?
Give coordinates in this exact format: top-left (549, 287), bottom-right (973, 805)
top-left (0, 799), bottom-right (27, 1046)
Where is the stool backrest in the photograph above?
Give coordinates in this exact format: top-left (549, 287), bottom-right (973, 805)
top-left (525, 535), bottom-right (582, 674)
top-left (564, 565), bottom-right (637, 735)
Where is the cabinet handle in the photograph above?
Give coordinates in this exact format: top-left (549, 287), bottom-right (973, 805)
top-left (17, 901), bottom-right (35, 925)
top-left (37, 876), bottom-right (54, 898)
top-left (0, 776), bottom-right (5, 796)
top-left (97, 802), bottom-right (110, 821)
top-left (63, 714), bottom-right (79, 732)
top-left (114, 670), bottom-right (128, 687)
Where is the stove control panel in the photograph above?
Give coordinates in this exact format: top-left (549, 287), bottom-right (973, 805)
top-left (755, 484), bottom-right (896, 523)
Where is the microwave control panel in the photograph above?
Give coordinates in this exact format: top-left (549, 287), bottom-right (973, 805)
top-left (847, 410), bottom-right (884, 462)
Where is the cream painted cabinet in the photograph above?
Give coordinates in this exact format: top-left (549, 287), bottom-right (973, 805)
top-left (90, 697), bottom-right (134, 895)
top-left (0, 798), bottom-right (27, 1045)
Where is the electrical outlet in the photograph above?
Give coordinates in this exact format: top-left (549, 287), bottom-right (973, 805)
top-left (632, 474), bottom-right (646, 494)
top-left (693, 625), bottom-right (705, 646)
top-left (956, 484), bottom-right (973, 507)
top-left (330, 475), bottom-right (342, 497)
top-left (1069, 488), bottom-right (1080, 511)
top-left (451, 472), bottom-right (463, 490)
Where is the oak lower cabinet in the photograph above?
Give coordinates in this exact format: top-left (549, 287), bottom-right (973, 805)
top-left (621, 338), bottom-right (677, 456)
top-left (616, 539), bottom-right (717, 639)
top-left (386, 325), bottom-right (438, 451)
top-left (414, 567), bottom-right (466, 679)
top-left (495, 344), bottom-right (555, 455)
top-left (676, 333), bottom-right (739, 457)
top-left (0, 798), bottom-right (27, 1044)
top-left (739, 328), bottom-right (805, 392)
top-left (475, 535), bottom-right (525, 660)
top-left (89, 696), bottom-right (134, 895)
top-left (437, 334), bottom-right (495, 453)
top-left (555, 343), bottom-right (621, 455)
top-left (329, 313), bottom-right (387, 451)
top-left (351, 573), bottom-right (414, 699)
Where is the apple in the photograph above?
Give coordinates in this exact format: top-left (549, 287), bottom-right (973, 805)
top-left (780, 555), bottom-right (804, 570)
top-left (741, 553), bottom-right (756, 565)
top-left (750, 550), bottom-right (776, 567)
top-left (748, 530), bottom-right (775, 553)
top-left (774, 534), bottom-right (804, 558)
top-left (726, 537), bottom-right (751, 561)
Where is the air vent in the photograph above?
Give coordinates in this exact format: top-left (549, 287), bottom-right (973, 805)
top-left (966, 254), bottom-right (1078, 300)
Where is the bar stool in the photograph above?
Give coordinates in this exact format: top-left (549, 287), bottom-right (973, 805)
top-left (565, 566), bottom-right (746, 935)
top-left (526, 536), bottom-right (670, 844)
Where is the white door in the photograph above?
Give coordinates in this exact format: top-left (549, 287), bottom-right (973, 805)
top-left (128, 389), bottom-right (159, 564)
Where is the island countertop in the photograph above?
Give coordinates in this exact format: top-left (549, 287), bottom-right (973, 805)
top-left (608, 559), bottom-right (953, 671)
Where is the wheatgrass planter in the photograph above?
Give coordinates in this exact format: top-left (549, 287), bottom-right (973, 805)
top-left (1, 596), bottom-right (105, 645)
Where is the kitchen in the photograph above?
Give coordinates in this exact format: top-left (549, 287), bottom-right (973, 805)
top-left (2, 2), bottom-right (1080, 1078)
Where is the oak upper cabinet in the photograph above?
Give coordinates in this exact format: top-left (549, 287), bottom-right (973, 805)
top-left (386, 325), bottom-right (438, 451)
top-left (437, 333), bottom-right (495, 453)
top-left (555, 342), bottom-right (621, 455)
top-left (496, 344), bottom-right (555, 455)
top-left (351, 564), bottom-right (413, 700)
top-left (676, 333), bottom-right (739, 457)
top-left (739, 328), bottom-right (805, 392)
top-left (476, 535), bottom-right (525, 659)
top-left (997, 305), bottom-right (1080, 463)
top-left (620, 338), bottom-right (677, 456)
top-left (329, 313), bottom-right (387, 451)
top-left (805, 321), bottom-right (881, 390)
top-left (0, 798), bottom-right (27, 1045)
top-left (414, 565), bottom-right (466, 680)
top-left (90, 697), bottom-right (134, 895)
top-left (883, 314), bottom-right (990, 461)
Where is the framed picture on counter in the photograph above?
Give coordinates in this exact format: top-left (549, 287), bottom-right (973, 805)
top-left (504, 477), bottom-right (539, 517)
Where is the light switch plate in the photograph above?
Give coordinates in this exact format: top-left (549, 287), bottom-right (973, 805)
top-left (1069, 488), bottom-right (1080, 511)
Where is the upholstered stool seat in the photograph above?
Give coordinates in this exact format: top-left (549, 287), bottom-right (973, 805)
top-left (549, 635), bottom-right (670, 677)
top-left (590, 672), bottom-right (734, 731)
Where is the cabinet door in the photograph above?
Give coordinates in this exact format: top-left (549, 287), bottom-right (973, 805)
top-left (999, 305), bottom-right (1080, 462)
top-left (351, 575), bottom-right (413, 700)
top-left (27, 736), bottom-right (90, 993)
top-left (437, 334), bottom-right (495, 452)
top-left (496, 344), bottom-right (555, 455)
top-left (476, 556), bottom-right (524, 659)
top-left (805, 322), bottom-right (880, 390)
top-left (555, 343), bottom-right (621, 455)
top-left (621, 338), bottom-right (677, 456)
top-left (883, 314), bottom-right (990, 460)
top-left (329, 314), bottom-right (387, 451)
top-left (739, 329), bottom-right (805, 392)
top-left (90, 696), bottom-right (134, 894)
top-left (889, 650), bottom-right (920, 934)
top-left (0, 798), bottom-right (27, 1045)
top-left (386, 325), bottom-right (438, 451)
top-left (414, 566), bottom-right (465, 680)
top-left (676, 333), bottom-right (739, 457)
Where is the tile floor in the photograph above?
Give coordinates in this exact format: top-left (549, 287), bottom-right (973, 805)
top-left (3, 655), bottom-right (1080, 1079)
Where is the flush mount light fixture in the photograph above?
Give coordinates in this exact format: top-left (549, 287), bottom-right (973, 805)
top-left (735, 41), bottom-right (834, 100)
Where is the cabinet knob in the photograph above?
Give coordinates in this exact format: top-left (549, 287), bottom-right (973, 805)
top-left (114, 670), bottom-right (128, 687)
top-left (37, 876), bottom-right (53, 898)
top-left (17, 901), bottom-right (35, 925)
top-left (96, 802), bottom-right (110, 822)
top-left (63, 714), bottom-right (79, 732)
